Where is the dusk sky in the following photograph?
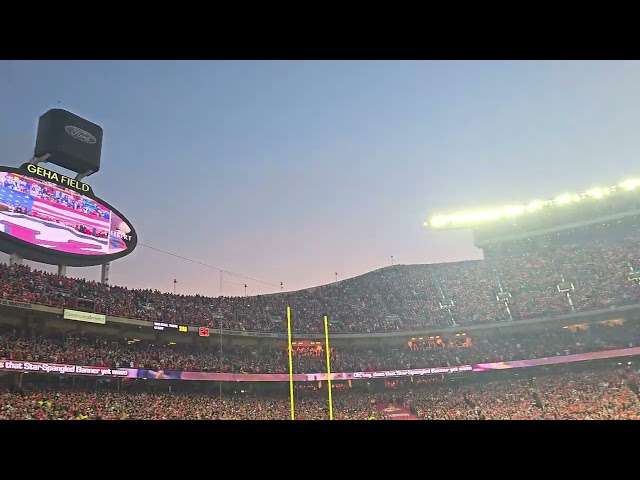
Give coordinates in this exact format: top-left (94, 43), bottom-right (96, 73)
top-left (1, 60), bottom-right (640, 297)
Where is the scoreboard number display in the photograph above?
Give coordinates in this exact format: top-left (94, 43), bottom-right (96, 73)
top-left (153, 322), bottom-right (188, 332)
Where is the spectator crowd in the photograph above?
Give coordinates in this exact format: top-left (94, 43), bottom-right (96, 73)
top-left (2, 223), bottom-right (640, 419)
top-left (1, 321), bottom-right (638, 374)
top-left (1, 368), bottom-right (638, 420)
top-left (3, 231), bottom-right (640, 333)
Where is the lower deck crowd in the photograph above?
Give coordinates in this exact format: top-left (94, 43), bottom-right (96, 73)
top-left (2, 368), bottom-right (639, 419)
top-left (1, 321), bottom-right (637, 374)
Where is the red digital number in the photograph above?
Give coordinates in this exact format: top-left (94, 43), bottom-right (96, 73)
top-left (199, 327), bottom-right (210, 337)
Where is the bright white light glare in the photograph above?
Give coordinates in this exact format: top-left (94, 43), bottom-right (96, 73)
top-left (427, 177), bottom-right (640, 229)
top-left (619, 179), bottom-right (640, 190)
top-left (586, 187), bottom-right (607, 199)
top-left (503, 205), bottom-right (526, 216)
top-left (429, 216), bottom-right (448, 227)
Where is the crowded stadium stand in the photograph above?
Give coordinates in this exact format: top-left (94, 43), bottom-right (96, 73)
top-left (1, 320), bottom-right (638, 374)
top-left (2, 366), bottom-right (639, 419)
top-left (2, 220), bottom-right (640, 334)
top-left (4, 177), bottom-right (640, 419)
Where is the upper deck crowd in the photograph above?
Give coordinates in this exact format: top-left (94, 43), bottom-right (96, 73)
top-left (2, 231), bottom-right (640, 333)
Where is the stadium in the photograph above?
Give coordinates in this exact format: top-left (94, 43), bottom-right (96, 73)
top-left (2, 153), bottom-right (640, 419)
top-left (2, 61), bottom-right (640, 421)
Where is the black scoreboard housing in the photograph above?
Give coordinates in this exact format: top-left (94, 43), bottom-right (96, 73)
top-left (0, 164), bottom-right (137, 267)
top-left (34, 109), bottom-right (103, 176)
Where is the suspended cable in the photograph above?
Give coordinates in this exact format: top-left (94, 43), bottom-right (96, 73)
top-left (138, 243), bottom-right (281, 288)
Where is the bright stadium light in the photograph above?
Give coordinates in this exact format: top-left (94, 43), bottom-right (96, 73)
top-left (503, 205), bottom-right (526, 216)
top-left (527, 200), bottom-right (543, 211)
top-left (425, 176), bottom-right (640, 229)
top-left (619, 179), bottom-right (640, 190)
top-left (554, 194), bottom-right (572, 205)
top-left (586, 187), bottom-right (605, 199)
top-left (429, 216), bottom-right (449, 228)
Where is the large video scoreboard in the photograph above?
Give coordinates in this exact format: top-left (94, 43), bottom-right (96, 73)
top-left (0, 163), bottom-right (137, 266)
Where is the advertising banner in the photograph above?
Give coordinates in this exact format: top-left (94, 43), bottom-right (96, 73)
top-left (0, 360), bottom-right (128, 377)
top-left (2, 347), bottom-right (638, 382)
top-left (63, 309), bottom-right (106, 324)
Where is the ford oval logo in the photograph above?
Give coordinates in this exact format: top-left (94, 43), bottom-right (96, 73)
top-left (64, 125), bottom-right (97, 144)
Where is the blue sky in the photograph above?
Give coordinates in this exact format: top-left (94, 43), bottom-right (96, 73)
top-left (1, 60), bottom-right (639, 296)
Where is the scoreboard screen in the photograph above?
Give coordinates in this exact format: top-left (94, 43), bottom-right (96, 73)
top-left (153, 322), bottom-right (188, 332)
top-left (0, 164), bottom-right (137, 267)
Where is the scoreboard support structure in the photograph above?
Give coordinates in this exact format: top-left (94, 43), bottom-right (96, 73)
top-left (101, 262), bottom-right (110, 284)
top-left (28, 153), bottom-right (51, 167)
top-left (75, 170), bottom-right (94, 183)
